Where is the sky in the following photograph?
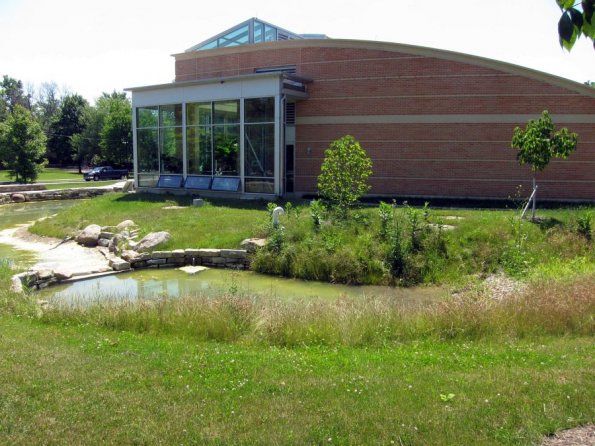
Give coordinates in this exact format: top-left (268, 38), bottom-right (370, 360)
top-left (0, 0), bottom-right (593, 103)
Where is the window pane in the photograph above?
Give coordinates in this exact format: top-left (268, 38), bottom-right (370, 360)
top-left (160, 127), bottom-right (183, 174)
top-left (244, 124), bottom-right (275, 177)
top-left (254, 21), bottom-right (264, 43)
top-left (138, 173), bottom-right (159, 187)
top-left (264, 25), bottom-right (276, 41)
top-left (218, 25), bottom-right (249, 48)
top-left (187, 102), bottom-right (211, 126)
top-left (137, 128), bottom-right (158, 172)
top-left (198, 39), bottom-right (218, 50)
top-left (245, 97), bottom-right (275, 123)
top-left (213, 125), bottom-right (240, 176)
top-left (159, 104), bottom-right (182, 127)
top-left (245, 178), bottom-right (274, 194)
top-left (187, 126), bottom-right (212, 175)
top-left (137, 107), bottom-right (158, 128)
top-left (213, 100), bottom-right (239, 124)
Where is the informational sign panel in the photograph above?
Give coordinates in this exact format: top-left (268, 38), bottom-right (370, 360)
top-left (211, 177), bottom-right (241, 192)
top-left (184, 176), bottom-right (212, 190)
top-left (157, 175), bottom-right (184, 188)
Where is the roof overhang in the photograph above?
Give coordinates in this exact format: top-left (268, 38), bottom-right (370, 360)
top-left (125, 72), bottom-right (311, 103)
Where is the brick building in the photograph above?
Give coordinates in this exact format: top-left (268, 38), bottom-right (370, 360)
top-left (127, 18), bottom-right (595, 201)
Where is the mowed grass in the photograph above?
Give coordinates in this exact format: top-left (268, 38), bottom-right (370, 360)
top-left (0, 315), bottom-right (592, 446)
top-left (0, 167), bottom-right (82, 183)
top-left (30, 192), bottom-right (269, 249)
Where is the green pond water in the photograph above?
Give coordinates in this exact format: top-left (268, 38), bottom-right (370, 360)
top-left (1, 200), bottom-right (445, 305)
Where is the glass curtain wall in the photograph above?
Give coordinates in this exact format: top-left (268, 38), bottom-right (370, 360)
top-left (159, 105), bottom-right (183, 174)
top-left (244, 97), bottom-right (275, 193)
top-left (138, 97), bottom-right (275, 193)
top-left (186, 103), bottom-right (212, 175)
top-left (136, 104), bottom-right (183, 186)
top-left (186, 100), bottom-right (240, 178)
top-left (136, 106), bottom-right (159, 186)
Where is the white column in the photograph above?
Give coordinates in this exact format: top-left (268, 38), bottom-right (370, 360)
top-left (182, 102), bottom-right (187, 180)
top-left (131, 105), bottom-right (138, 187)
top-left (240, 98), bottom-right (245, 193)
top-left (274, 94), bottom-right (281, 195)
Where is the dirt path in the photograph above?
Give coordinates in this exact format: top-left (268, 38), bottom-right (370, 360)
top-left (0, 224), bottom-right (111, 276)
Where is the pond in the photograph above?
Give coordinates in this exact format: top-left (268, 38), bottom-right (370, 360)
top-left (1, 199), bottom-right (446, 305)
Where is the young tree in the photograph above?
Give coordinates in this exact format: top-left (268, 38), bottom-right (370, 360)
top-left (0, 105), bottom-right (47, 183)
top-left (511, 110), bottom-right (578, 215)
top-left (512, 111), bottom-right (578, 172)
top-left (317, 135), bottom-right (373, 216)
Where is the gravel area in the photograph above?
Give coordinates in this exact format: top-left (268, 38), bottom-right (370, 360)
top-left (540, 424), bottom-right (595, 446)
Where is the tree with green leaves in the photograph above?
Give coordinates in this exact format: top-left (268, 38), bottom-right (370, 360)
top-left (512, 111), bottom-right (578, 172)
top-left (511, 111), bottom-right (578, 215)
top-left (34, 81), bottom-right (62, 136)
top-left (99, 94), bottom-right (132, 168)
top-left (0, 105), bottom-right (47, 183)
top-left (46, 94), bottom-right (88, 165)
top-left (556, 0), bottom-right (594, 50)
top-left (317, 135), bottom-right (373, 216)
top-left (0, 75), bottom-right (31, 121)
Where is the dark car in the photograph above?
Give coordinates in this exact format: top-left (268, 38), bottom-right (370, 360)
top-left (83, 166), bottom-right (129, 181)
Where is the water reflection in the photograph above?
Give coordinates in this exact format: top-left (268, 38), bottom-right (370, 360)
top-left (43, 267), bottom-right (444, 307)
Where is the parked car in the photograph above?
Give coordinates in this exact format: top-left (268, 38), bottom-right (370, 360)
top-left (83, 166), bottom-right (129, 181)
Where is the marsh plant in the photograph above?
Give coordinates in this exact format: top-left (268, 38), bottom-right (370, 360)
top-left (576, 210), bottom-right (593, 241)
top-left (309, 199), bottom-right (324, 231)
top-left (377, 201), bottom-right (394, 238)
top-left (501, 215), bottom-right (534, 277)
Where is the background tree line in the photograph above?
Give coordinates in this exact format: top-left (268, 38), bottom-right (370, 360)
top-left (0, 74), bottom-right (132, 182)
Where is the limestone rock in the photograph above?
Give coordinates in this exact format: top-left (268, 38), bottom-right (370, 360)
top-left (179, 265), bottom-right (208, 274)
top-left (76, 224), bottom-right (102, 247)
top-left (10, 275), bottom-right (23, 293)
top-left (122, 180), bottom-right (135, 193)
top-left (11, 193), bottom-right (26, 203)
top-left (109, 258), bottom-right (131, 271)
top-left (116, 220), bottom-right (136, 231)
top-left (53, 270), bottom-right (73, 281)
top-left (240, 238), bottom-right (267, 253)
top-left (133, 231), bottom-right (171, 253)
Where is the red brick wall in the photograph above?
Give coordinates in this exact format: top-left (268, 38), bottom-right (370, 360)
top-left (174, 42), bottom-right (595, 200)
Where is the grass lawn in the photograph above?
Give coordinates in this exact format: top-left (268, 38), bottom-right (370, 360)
top-left (0, 315), bottom-right (592, 445)
top-left (0, 167), bottom-right (83, 183)
top-left (30, 192), bottom-right (269, 249)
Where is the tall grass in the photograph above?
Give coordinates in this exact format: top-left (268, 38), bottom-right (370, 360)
top-left (37, 275), bottom-right (595, 346)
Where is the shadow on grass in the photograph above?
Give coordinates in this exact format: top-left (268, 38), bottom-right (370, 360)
top-left (531, 216), bottom-right (564, 231)
top-left (112, 192), bottom-right (272, 210)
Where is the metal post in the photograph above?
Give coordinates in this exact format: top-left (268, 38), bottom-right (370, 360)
top-left (531, 178), bottom-right (536, 220)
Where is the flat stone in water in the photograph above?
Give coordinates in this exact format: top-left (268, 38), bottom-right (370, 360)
top-left (179, 265), bottom-right (208, 274)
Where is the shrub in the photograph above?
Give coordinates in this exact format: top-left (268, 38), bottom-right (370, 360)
top-left (317, 135), bottom-right (372, 216)
top-left (576, 210), bottom-right (593, 241)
